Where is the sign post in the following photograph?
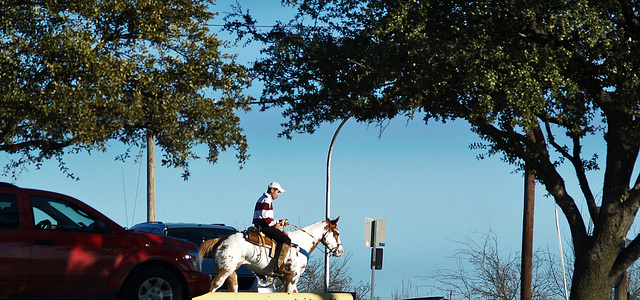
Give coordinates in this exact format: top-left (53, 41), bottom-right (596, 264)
top-left (365, 218), bottom-right (385, 300)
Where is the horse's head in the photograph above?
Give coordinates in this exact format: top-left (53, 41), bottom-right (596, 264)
top-left (322, 217), bottom-right (344, 257)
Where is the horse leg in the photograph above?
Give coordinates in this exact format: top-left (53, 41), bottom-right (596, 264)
top-left (209, 266), bottom-right (235, 292)
top-left (225, 270), bottom-right (238, 292)
top-left (209, 273), bottom-right (225, 292)
top-left (283, 273), bottom-right (301, 293)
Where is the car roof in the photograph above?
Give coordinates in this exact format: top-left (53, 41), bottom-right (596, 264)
top-left (130, 221), bottom-right (238, 232)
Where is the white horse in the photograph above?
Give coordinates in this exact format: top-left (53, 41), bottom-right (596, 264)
top-left (199, 217), bottom-right (344, 293)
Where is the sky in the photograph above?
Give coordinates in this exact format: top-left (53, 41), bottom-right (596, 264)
top-left (4, 1), bottom-right (635, 299)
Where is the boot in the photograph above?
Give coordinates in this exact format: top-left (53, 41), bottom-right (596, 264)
top-left (277, 243), bottom-right (290, 268)
top-left (274, 243), bottom-right (295, 275)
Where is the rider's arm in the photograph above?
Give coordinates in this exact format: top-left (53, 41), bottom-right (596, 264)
top-left (274, 219), bottom-right (289, 230)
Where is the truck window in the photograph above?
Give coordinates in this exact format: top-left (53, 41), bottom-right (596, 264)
top-left (0, 194), bottom-right (18, 228)
top-left (30, 196), bottom-right (103, 232)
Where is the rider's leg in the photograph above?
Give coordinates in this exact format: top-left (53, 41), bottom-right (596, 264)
top-left (260, 226), bottom-right (293, 274)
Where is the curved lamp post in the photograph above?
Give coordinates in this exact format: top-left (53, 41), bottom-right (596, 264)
top-left (325, 114), bottom-right (353, 292)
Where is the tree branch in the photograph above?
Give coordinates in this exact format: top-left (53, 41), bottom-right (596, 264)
top-left (0, 139), bottom-right (73, 154)
top-left (611, 233), bottom-right (640, 281)
top-left (541, 117), bottom-right (599, 224)
top-left (527, 123), bottom-right (588, 249)
top-left (461, 108), bottom-right (589, 249)
top-left (619, 0), bottom-right (640, 41)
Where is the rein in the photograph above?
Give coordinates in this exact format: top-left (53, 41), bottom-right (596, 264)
top-left (288, 222), bottom-right (342, 253)
top-left (289, 223), bottom-right (315, 239)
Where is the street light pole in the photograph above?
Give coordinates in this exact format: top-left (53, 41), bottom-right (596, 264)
top-left (325, 114), bottom-right (352, 292)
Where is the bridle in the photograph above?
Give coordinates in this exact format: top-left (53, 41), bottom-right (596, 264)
top-left (289, 223), bottom-right (343, 253)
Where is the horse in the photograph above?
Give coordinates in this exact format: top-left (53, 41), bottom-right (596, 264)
top-left (199, 217), bottom-right (344, 293)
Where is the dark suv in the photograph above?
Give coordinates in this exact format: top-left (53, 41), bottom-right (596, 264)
top-left (130, 221), bottom-right (275, 293)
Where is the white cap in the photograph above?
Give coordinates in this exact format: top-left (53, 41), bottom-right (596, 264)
top-left (268, 182), bottom-right (285, 193)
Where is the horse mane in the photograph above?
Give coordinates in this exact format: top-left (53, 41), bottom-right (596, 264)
top-left (199, 238), bottom-right (221, 260)
top-left (288, 218), bottom-right (339, 235)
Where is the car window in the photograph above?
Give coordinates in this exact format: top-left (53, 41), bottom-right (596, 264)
top-left (132, 225), bottom-right (164, 235)
top-left (166, 228), bottom-right (236, 246)
top-left (30, 196), bottom-right (107, 232)
top-left (0, 194), bottom-right (18, 228)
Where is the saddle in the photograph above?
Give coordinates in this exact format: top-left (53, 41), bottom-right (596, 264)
top-left (245, 226), bottom-right (277, 257)
top-left (244, 227), bottom-right (310, 262)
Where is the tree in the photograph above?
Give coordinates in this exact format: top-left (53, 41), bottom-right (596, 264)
top-left (427, 231), bottom-right (568, 299)
top-left (429, 229), bottom-right (640, 299)
top-left (225, 0), bottom-right (640, 298)
top-left (1, 0), bottom-right (252, 179)
top-left (286, 252), bottom-right (370, 300)
top-left (390, 279), bottom-right (420, 300)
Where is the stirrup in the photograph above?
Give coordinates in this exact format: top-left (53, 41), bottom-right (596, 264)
top-left (256, 274), bottom-right (270, 280)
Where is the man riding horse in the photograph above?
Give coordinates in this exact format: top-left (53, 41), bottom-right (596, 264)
top-left (252, 182), bottom-right (293, 275)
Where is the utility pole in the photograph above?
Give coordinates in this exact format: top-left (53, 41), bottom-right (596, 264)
top-left (614, 272), bottom-right (628, 300)
top-left (614, 239), bottom-right (631, 300)
top-left (521, 130), bottom-right (536, 300)
top-left (521, 166), bottom-right (535, 300)
top-left (147, 130), bottom-right (155, 222)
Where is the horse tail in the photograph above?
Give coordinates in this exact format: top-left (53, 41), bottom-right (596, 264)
top-left (199, 238), bottom-right (221, 259)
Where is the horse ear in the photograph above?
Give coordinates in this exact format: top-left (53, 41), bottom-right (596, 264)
top-left (331, 216), bottom-right (340, 224)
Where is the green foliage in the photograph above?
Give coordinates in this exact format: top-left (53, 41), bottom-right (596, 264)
top-left (0, 0), bottom-right (252, 178)
top-left (226, 0), bottom-right (640, 298)
top-left (227, 0), bottom-right (637, 156)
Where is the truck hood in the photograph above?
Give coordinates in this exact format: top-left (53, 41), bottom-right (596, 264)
top-left (128, 229), bottom-right (199, 251)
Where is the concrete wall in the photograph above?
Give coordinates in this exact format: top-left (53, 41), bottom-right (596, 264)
top-left (194, 292), bottom-right (354, 300)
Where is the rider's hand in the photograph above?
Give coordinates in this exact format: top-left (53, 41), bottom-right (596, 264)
top-left (280, 219), bottom-right (290, 226)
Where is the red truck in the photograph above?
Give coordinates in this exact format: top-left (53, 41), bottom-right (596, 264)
top-left (0, 182), bottom-right (210, 299)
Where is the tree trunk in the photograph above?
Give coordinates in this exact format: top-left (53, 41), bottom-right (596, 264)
top-left (570, 214), bottom-right (628, 300)
top-left (570, 256), bottom-right (613, 300)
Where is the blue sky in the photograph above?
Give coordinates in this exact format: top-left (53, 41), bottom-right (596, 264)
top-left (3, 1), bottom-right (628, 299)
